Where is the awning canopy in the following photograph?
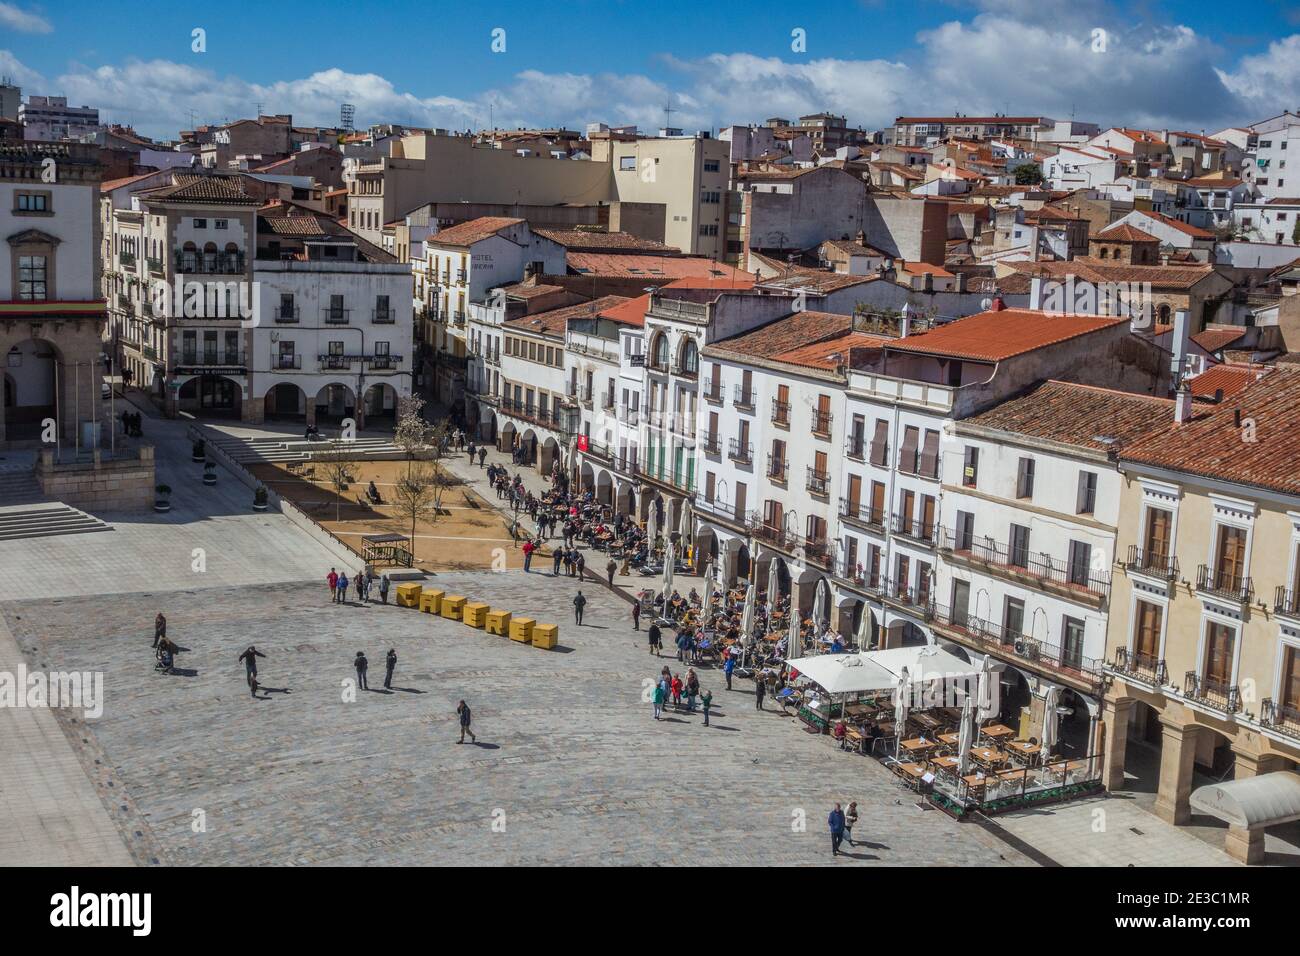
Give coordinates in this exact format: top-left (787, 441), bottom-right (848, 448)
top-left (786, 645), bottom-right (979, 695)
top-left (1190, 772), bottom-right (1300, 829)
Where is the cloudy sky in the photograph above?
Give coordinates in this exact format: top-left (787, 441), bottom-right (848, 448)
top-left (3, 0), bottom-right (1299, 139)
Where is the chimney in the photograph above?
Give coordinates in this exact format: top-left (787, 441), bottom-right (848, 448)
top-left (1171, 308), bottom-right (1191, 386)
top-left (1174, 386), bottom-right (1193, 424)
top-left (900, 302), bottom-right (913, 338)
top-left (955, 272), bottom-right (967, 294)
top-left (1030, 275), bottom-right (1043, 309)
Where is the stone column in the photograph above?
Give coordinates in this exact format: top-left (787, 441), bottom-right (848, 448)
top-left (1154, 716), bottom-right (1199, 825)
top-left (1101, 696), bottom-right (1135, 791)
top-left (1222, 749), bottom-right (1287, 865)
top-left (305, 402), bottom-right (317, 429)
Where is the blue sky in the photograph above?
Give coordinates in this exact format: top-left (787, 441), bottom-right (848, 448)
top-left (3, 0), bottom-right (1300, 138)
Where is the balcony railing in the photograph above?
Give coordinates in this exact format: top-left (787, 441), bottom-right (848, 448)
top-left (601, 393), bottom-right (615, 410)
top-left (174, 251), bottom-right (245, 275)
top-left (728, 438), bottom-right (753, 464)
top-left (672, 360), bottom-right (698, 378)
top-left (275, 306), bottom-right (300, 323)
top-left (118, 251), bottom-right (136, 267)
top-left (835, 559), bottom-right (885, 594)
top-left (1124, 545), bottom-right (1178, 580)
top-left (733, 385), bottom-right (754, 409)
top-left (372, 308), bottom-right (395, 324)
top-left (703, 378), bottom-right (724, 403)
top-left (812, 410), bottom-right (833, 436)
top-left (1184, 671), bottom-right (1241, 714)
top-left (767, 455), bottom-right (789, 481)
top-left (1111, 648), bottom-right (1168, 686)
top-left (322, 308), bottom-right (351, 325)
top-left (499, 396), bottom-right (575, 435)
top-left (939, 528), bottom-right (1111, 601)
top-left (147, 256), bottom-right (164, 275)
top-left (892, 513), bottom-right (937, 546)
top-left (701, 433), bottom-right (721, 455)
top-left (367, 355), bottom-right (403, 370)
top-left (275, 355), bottom-right (303, 370)
top-left (897, 448), bottom-right (940, 479)
top-left (1275, 587), bottom-right (1300, 617)
top-left (1261, 698), bottom-right (1300, 738)
top-left (771, 399), bottom-right (790, 425)
top-left (806, 467), bottom-right (830, 496)
top-left (930, 603), bottom-right (1104, 685)
top-left (1195, 564), bottom-right (1253, 604)
top-left (840, 498), bottom-right (886, 531)
top-left (845, 437), bottom-right (865, 461)
top-left (177, 352), bottom-right (246, 369)
top-left (320, 355), bottom-right (354, 370)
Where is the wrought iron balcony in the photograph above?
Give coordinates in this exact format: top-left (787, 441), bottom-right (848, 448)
top-left (939, 527), bottom-right (1111, 601)
top-left (1111, 648), bottom-right (1167, 686)
top-left (767, 455), bottom-right (788, 481)
top-left (1275, 587), bottom-right (1300, 617)
top-left (733, 385), bottom-right (754, 410)
top-left (845, 437), bottom-right (866, 460)
top-left (891, 513), bottom-right (937, 546)
top-left (806, 467), bottom-right (830, 496)
top-left (1195, 564), bottom-right (1252, 604)
top-left (322, 308), bottom-right (351, 325)
top-left (372, 308), bottom-right (395, 324)
top-left (771, 399), bottom-right (790, 425)
top-left (275, 306), bottom-right (300, 323)
top-left (839, 498), bottom-right (886, 532)
top-left (812, 410), bottom-right (833, 437)
top-left (701, 433), bottom-right (721, 455)
top-left (1124, 545), bottom-right (1178, 580)
top-left (1184, 671), bottom-right (1241, 713)
top-left (702, 378), bottom-right (724, 403)
top-left (728, 438), bottom-right (753, 463)
top-left (1261, 698), bottom-right (1300, 738)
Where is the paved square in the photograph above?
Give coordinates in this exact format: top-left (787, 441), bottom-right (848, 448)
top-left (3, 573), bottom-right (1028, 866)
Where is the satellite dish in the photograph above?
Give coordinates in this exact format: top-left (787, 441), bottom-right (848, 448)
top-left (981, 298), bottom-right (993, 310)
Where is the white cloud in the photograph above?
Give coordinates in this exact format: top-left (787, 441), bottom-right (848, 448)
top-left (1218, 35), bottom-right (1300, 119)
top-left (0, 2), bottom-right (51, 34)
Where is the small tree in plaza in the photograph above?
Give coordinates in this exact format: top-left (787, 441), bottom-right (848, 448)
top-left (316, 449), bottom-right (357, 523)
top-left (393, 395), bottom-right (450, 479)
top-left (392, 461), bottom-right (443, 557)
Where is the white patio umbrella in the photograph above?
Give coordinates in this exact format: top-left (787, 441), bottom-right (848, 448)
top-left (812, 583), bottom-right (827, 631)
top-left (645, 505), bottom-right (658, 553)
top-left (661, 542), bottom-right (675, 599)
top-left (854, 603), bottom-right (873, 650)
top-left (1041, 685), bottom-right (1061, 757)
top-left (739, 582), bottom-right (756, 665)
top-left (766, 558), bottom-right (780, 613)
top-left (957, 692), bottom-right (976, 774)
top-left (976, 654), bottom-right (997, 722)
top-left (788, 599), bottom-right (802, 661)
top-left (701, 559), bottom-right (714, 612)
top-left (894, 666), bottom-right (911, 758)
top-left (678, 498), bottom-right (692, 542)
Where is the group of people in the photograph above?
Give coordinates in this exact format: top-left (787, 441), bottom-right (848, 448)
top-left (326, 566), bottom-right (391, 605)
top-left (352, 648), bottom-right (398, 691)
top-left (152, 612), bottom-right (178, 674)
top-left (650, 665), bottom-right (713, 726)
top-left (119, 409), bottom-right (144, 437)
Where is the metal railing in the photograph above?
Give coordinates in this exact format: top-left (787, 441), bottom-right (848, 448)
top-left (322, 308), bottom-right (351, 325)
top-left (275, 355), bottom-right (303, 370)
top-left (1111, 648), bottom-right (1167, 686)
top-left (767, 455), bottom-right (788, 481)
top-left (835, 559), bottom-right (885, 594)
top-left (892, 513), bottom-right (937, 545)
top-left (703, 378), bottom-right (724, 403)
top-left (939, 528), bottom-right (1111, 601)
top-left (319, 355), bottom-right (353, 370)
top-left (701, 433), bottom-right (721, 454)
top-left (1195, 564), bottom-right (1253, 603)
top-left (806, 467), bottom-right (830, 495)
top-left (1275, 587), bottom-right (1300, 617)
top-left (1184, 671), bottom-right (1241, 714)
top-left (897, 448), bottom-right (940, 478)
top-left (771, 399), bottom-right (790, 425)
top-left (930, 603), bottom-right (1104, 684)
top-left (1124, 545), bottom-right (1178, 580)
top-left (177, 352), bottom-right (246, 368)
top-left (869, 440), bottom-right (889, 467)
top-left (372, 308), bottom-right (395, 324)
top-left (812, 410), bottom-right (833, 436)
top-left (367, 355), bottom-right (403, 370)
top-left (728, 438), bottom-right (753, 463)
top-left (174, 251), bottom-right (245, 275)
top-left (845, 437), bottom-right (865, 460)
top-left (733, 385), bottom-right (754, 409)
top-left (840, 498), bottom-right (886, 531)
top-left (118, 251), bottom-right (136, 267)
top-left (1261, 698), bottom-right (1300, 737)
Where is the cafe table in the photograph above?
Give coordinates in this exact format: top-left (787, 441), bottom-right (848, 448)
top-left (962, 773), bottom-right (989, 800)
top-left (980, 723), bottom-right (1015, 742)
top-left (970, 746), bottom-right (1009, 769)
top-left (900, 737), bottom-right (939, 758)
top-left (912, 713), bottom-right (944, 733)
top-left (937, 732), bottom-right (961, 747)
top-left (930, 755), bottom-right (961, 773)
top-left (1006, 740), bottom-right (1042, 766)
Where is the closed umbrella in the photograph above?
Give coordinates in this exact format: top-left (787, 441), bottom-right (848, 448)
top-left (701, 559), bottom-right (714, 613)
top-left (645, 506), bottom-right (658, 554)
top-left (894, 666), bottom-right (911, 758)
top-left (1041, 685), bottom-right (1061, 757)
top-left (812, 583), bottom-right (827, 632)
top-left (740, 582), bottom-right (756, 643)
top-left (678, 498), bottom-right (692, 542)
top-left (854, 603), bottom-right (873, 650)
top-left (976, 654), bottom-right (997, 722)
top-left (957, 692), bottom-right (976, 774)
top-left (661, 542), bottom-right (675, 599)
top-left (788, 599), bottom-right (802, 661)
top-left (766, 558), bottom-right (780, 614)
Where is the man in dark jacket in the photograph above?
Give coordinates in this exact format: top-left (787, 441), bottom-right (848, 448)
top-left (457, 700), bottom-right (476, 744)
top-left (238, 645), bottom-right (266, 697)
top-left (354, 651), bottom-right (369, 690)
top-left (384, 648), bottom-right (397, 689)
top-left (573, 590), bottom-right (587, 626)
top-left (828, 803), bottom-right (846, 857)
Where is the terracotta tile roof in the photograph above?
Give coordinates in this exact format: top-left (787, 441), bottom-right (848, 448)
top-left (503, 295), bottom-right (629, 337)
top-left (100, 170), bottom-right (165, 193)
top-left (897, 259), bottom-right (955, 278)
top-left (1120, 366), bottom-right (1300, 497)
top-left (1024, 204), bottom-right (1084, 223)
top-left (1266, 197), bottom-right (1300, 205)
top-left (705, 311), bottom-right (890, 371)
top-left (567, 253), bottom-right (751, 282)
top-left (428, 216), bottom-right (524, 248)
top-left (499, 282), bottom-right (565, 299)
top-left (822, 238), bottom-right (889, 256)
top-left (260, 216), bottom-right (327, 237)
top-left (1187, 363), bottom-right (1268, 400)
top-left (1185, 176), bottom-right (1244, 189)
top-left (884, 309), bottom-right (1125, 362)
top-left (1007, 258), bottom-right (1219, 291)
top-left (1192, 327), bottom-right (1248, 354)
top-left (532, 228), bottom-right (677, 253)
top-left (663, 276), bottom-right (757, 290)
top-left (1093, 223), bottom-right (1158, 242)
top-left (138, 174), bottom-right (261, 205)
top-left (1129, 210), bottom-right (1216, 239)
top-left (598, 294), bottom-right (651, 326)
top-left (960, 380), bottom-right (1171, 452)
top-left (758, 268), bottom-right (876, 293)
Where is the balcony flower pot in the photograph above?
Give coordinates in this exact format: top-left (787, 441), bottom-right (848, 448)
top-left (253, 485), bottom-right (269, 512)
top-left (191, 438), bottom-right (206, 462)
top-left (203, 462), bottom-right (217, 486)
top-left (154, 484), bottom-right (172, 513)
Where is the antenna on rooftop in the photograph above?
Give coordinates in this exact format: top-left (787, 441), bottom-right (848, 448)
top-left (340, 102), bottom-right (355, 132)
top-left (663, 103), bottom-right (676, 131)
top-left (255, 102), bottom-right (263, 118)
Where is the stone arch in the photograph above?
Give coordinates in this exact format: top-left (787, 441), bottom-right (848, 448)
top-left (264, 381), bottom-right (307, 420)
top-left (177, 373), bottom-right (243, 417)
top-left (2, 336), bottom-right (60, 442)
top-left (617, 480), bottom-right (636, 516)
top-left (498, 419), bottom-right (517, 453)
top-left (314, 382), bottom-right (356, 423)
top-left (362, 382), bottom-right (398, 422)
top-left (650, 329), bottom-right (671, 370)
top-left (579, 460), bottom-right (595, 493)
top-left (539, 436), bottom-right (561, 476)
top-left (595, 468), bottom-right (612, 505)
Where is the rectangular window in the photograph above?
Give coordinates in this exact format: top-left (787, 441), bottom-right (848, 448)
top-left (214, 219), bottom-right (228, 229)
top-left (1203, 621), bottom-right (1236, 685)
top-left (898, 426), bottom-right (919, 473)
top-left (1076, 471), bottom-right (1097, 514)
top-left (1003, 598), bottom-right (1025, 641)
top-left (1134, 600), bottom-right (1162, 662)
top-left (15, 191), bottom-right (50, 212)
top-left (619, 156), bottom-right (637, 171)
top-left (193, 218), bottom-right (207, 228)
top-left (1067, 540), bottom-right (1092, 587)
top-left (962, 446), bottom-right (979, 487)
top-left (1009, 524), bottom-right (1030, 568)
top-left (17, 255), bottom-right (47, 300)
top-left (1062, 617), bottom-right (1085, 670)
top-left (1016, 457), bottom-right (1035, 499)
top-left (705, 472), bottom-right (715, 504)
top-left (919, 429), bottom-right (940, 478)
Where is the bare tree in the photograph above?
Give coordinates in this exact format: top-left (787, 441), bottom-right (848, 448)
top-left (316, 449), bottom-right (356, 523)
top-left (392, 461), bottom-right (443, 556)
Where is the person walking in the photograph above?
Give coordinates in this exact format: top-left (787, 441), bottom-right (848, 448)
top-left (701, 688), bottom-right (713, 727)
top-left (724, 652), bottom-right (735, 691)
top-left (478, 446), bottom-right (487, 468)
top-left (632, 601), bottom-right (641, 631)
top-left (153, 612), bottom-right (167, 649)
top-left (648, 620), bottom-right (661, 656)
top-left (606, 558), bottom-right (617, 587)
top-left (354, 651), bottom-right (369, 690)
top-left (828, 803), bottom-right (846, 857)
top-left (575, 550), bottom-right (586, 580)
top-left (328, 567), bottom-right (340, 603)
top-left (522, 537), bottom-right (535, 573)
top-left (379, 574), bottom-right (391, 604)
top-left (652, 680), bottom-right (665, 720)
top-left (844, 801), bottom-right (859, 848)
top-left (354, 571), bottom-right (367, 603)
top-left (456, 700), bottom-right (477, 744)
top-left (685, 668), bottom-right (700, 712)
top-left (384, 648), bottom-right (397, 690)
top-left (755, 677), bottom-right (766, 711)
top-left (238, 645), bottom-right (265, 698)
top-left (670, 673), bottom-right (683, 711)
top-left (336, 572), bottom-right (349, 604)
top-left (573, 589), bottom-right (586, 626)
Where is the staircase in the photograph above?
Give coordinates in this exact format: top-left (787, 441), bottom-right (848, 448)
top-left (203, 434), bottom-right (406, 466)
top-left (0, 468), bottom-right (45, 506)
top-left (0, 502), bottom-right (113, 541)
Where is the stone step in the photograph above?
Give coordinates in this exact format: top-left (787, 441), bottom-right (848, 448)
top-left (0, 503), bottom-right (112, 541)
